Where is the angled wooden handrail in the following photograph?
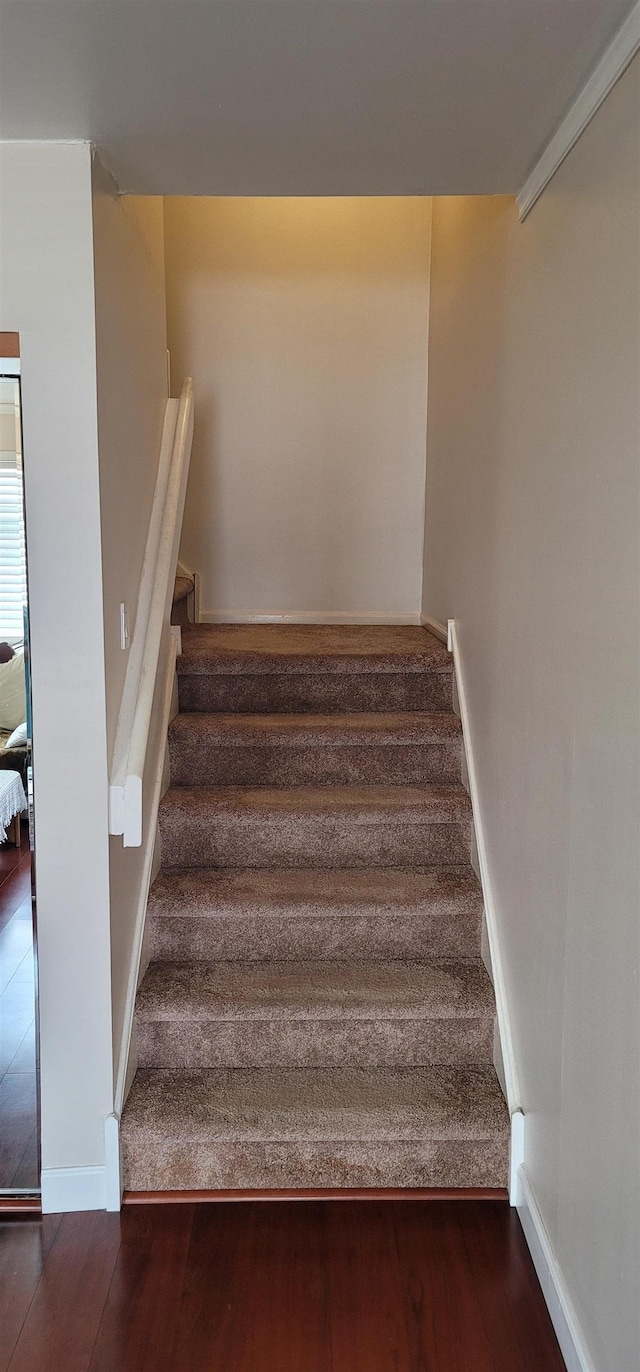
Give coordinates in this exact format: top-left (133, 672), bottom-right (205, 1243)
top-left (109, 378), bottom-right (194, 846)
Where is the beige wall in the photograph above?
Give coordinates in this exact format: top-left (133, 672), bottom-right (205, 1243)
top-left (0, 142), bottom-right (114, 1175)
top-left (92, 169), bottom-right (168, 1080)
top-left (423, 60), bottom-right (639, 1372)
top-left (164, 197), bottom-right (431, 621)
top-left (93, 173), bottom-right (168, 759)
top-left (121, 196), bottom-right (166, 281)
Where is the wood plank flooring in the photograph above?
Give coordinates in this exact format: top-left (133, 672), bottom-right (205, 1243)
top-left (0, 1200), bottom-right (566, 1371)
top-left (0, 839), bottom-right (37, 1192)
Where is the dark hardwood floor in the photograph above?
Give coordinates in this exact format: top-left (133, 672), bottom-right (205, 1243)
top-left (0, 1200), bottom-right (566, 1371)
top-left (0, 836), bottom-right (37, 1193)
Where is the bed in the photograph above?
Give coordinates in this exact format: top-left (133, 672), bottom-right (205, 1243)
top-left (0, 769), bottom-right (27, 845)
top-left (0, 648), bottom-right (29, 789)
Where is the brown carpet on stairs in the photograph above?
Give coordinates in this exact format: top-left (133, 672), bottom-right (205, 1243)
top-left (121, 625), bottom-right (509, 1192)
top-left (168, 711), bottom-right (463, 786)
top-left (176, 624), bottom-right (454, 712)
top-left (158, 785), bottom-right (472, 869)
top-left (148, 868), bottom-right (484, 962)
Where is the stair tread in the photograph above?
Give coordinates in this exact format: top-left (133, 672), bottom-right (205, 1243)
top-left (177, 624), bottom-right (452, 676)
top-left (160, 783), bottom-right (472, 823)
top-left (148, 866), bottom-right (482, 920)
top-left (169, 711), bottom-right (461, 746)
top-left (137, 958), bottom-right (495, 1022)
top-left (122, 1065), bottom-right (509, 1143)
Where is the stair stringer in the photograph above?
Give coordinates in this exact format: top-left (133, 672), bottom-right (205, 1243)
top-left (105, 643), bottom-right (180, 1211)
top-left (427, 615), bottom-right (524, 1203)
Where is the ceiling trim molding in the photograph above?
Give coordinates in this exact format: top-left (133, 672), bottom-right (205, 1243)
top-left (0, 137), bottom-right (91, 147)
top-left (517, 0), bottom-right (640, 221)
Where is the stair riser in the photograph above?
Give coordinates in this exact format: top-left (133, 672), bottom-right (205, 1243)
top-left (168, 741), bottom-right (462, 788)
top-left (122, 1137), bottom-right (508, 1192)
top-left (137, 1017), bottom-right (494, 1071)
top-left (178, 672), bottom-right (453, 715)
top-left (160, 816), bottom-right (470, 869)
top-left (149, 910), bottom-right (483, 963)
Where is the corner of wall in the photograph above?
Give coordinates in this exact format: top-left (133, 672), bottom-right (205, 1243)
top-left (420, 198), bottom-right (435, 621)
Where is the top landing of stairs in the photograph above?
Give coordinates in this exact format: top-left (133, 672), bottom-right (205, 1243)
top-left (177, 624), bottom-right (451, 675)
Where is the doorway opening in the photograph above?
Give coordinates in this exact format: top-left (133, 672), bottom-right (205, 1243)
top-left (0, 333), bottom-right (38, 1197)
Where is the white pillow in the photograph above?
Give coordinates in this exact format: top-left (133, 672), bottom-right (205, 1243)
top-left (0, 650), bottom-right (27, 732)
top-left (5, 720), bottom-right (27, 748)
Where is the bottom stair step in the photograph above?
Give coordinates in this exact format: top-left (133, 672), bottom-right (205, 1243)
top-left (121, 1065), bottom-right (510, 1191)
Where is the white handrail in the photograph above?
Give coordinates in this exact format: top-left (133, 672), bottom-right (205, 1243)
top-left (109, 378), bottom-right (194, 846)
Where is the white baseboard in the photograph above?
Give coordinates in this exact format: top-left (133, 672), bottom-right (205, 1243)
top-left (104, 1113), bottom-right (122, 1212)
top-left (41, 1123), bottom-right (122, 1215)
top-left (517, 1168), bottom-right (595, 1372)
top-left (448, 620), bottom-right (521, 1119)
top-left (493, 1019), bottom-right (507, 1102)
top-left (420, 613), bottom-right (448, 644)
top-left (509, 1111), bottom-right (525, 1205)
top-left (200, 611), bottom-right (422, 625)
top-left (41, 1165), bottom-right (107, 1214)
top-left (447, 618), bottom-right (525, 1212)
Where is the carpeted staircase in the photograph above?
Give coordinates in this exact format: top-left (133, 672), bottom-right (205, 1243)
top-left (121, 625), bottom-right (509, 1192)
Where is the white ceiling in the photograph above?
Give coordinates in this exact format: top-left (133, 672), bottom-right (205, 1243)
top-left (0, 1), bottom-right (633, 195)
